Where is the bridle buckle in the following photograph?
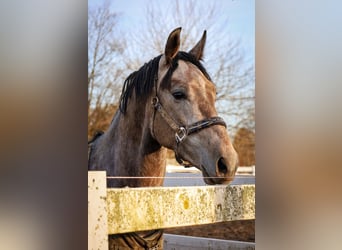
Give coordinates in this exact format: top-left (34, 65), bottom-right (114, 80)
top-left (151, 97), bottom-right (160, 109)
top-left (175, 127), bottom-right (187, 143)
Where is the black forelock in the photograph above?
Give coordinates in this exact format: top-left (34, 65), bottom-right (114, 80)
top-left (160, 51), bottom-right (211, 89)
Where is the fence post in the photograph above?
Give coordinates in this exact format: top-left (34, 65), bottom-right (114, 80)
top-left (88, 171), bottom-right (108, 250)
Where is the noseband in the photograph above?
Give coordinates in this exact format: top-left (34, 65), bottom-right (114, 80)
top-left (151, 95), bottom-right (226, 167)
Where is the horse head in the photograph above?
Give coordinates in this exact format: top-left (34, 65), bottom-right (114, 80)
top-left (151, 27), bottom-right (239, 185)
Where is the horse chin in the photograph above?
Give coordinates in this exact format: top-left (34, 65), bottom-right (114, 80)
top-left (200, 165), bottom-right (234, 185)
top-left (203, 174), bottom-right (233, 185)
top-left (180, 157), bottom-right (234, 185)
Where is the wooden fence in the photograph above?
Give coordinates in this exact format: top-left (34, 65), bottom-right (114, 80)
top-left (88, 171), bottom-right (255, 250)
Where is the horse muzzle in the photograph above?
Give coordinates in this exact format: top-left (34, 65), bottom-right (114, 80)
top-left (201, 152), bottom-right (238, 185)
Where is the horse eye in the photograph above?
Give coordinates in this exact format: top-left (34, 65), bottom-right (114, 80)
top-left (172, 91), bottom-right (186, 100)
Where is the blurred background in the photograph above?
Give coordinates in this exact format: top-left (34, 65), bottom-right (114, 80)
top-left (1, 0), bottom-right (342, 249)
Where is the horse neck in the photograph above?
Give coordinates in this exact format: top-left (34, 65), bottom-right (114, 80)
top-left (105, 97), bottom-right (167, 187)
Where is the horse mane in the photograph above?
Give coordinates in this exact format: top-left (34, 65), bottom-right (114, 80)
top-left (118, 51), bottom-right (211, 114)
top-left (119, 55), bottom-right (162, 114)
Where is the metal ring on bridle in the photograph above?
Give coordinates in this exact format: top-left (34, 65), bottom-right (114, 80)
top-left (151, 97), bottom-right (160, 109)
top-left (175, 127), bottom-right (187, 143)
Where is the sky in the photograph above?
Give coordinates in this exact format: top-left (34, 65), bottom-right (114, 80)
top-left (89, 0), bottom-right (255, 63)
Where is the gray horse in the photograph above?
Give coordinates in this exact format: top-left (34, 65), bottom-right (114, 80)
top-left (88, 27), bottom-right (238, 249)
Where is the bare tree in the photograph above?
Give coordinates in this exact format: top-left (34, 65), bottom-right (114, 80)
top-left (88, 1), bottom-right (125, 139)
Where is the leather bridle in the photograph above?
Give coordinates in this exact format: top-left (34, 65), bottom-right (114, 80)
top-left (151, 80), bottom-right (227, 167)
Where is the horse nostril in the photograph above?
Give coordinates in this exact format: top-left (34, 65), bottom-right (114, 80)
top-left (217, 157), bottom-right (228, 175)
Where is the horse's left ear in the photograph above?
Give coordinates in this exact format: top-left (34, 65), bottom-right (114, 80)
top-left (189, 30), bottom-right (207, 60)
top-left (165, 27), bottom-right (182, 64)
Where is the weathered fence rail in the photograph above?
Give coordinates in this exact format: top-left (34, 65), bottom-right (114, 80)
top-left (88, 171), bottom-right (255, 250)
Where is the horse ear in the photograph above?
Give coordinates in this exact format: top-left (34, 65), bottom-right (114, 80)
top-left (165, 27), bottom-right (181, 64)
top-left (189, 30), bottom-right (207, 60)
